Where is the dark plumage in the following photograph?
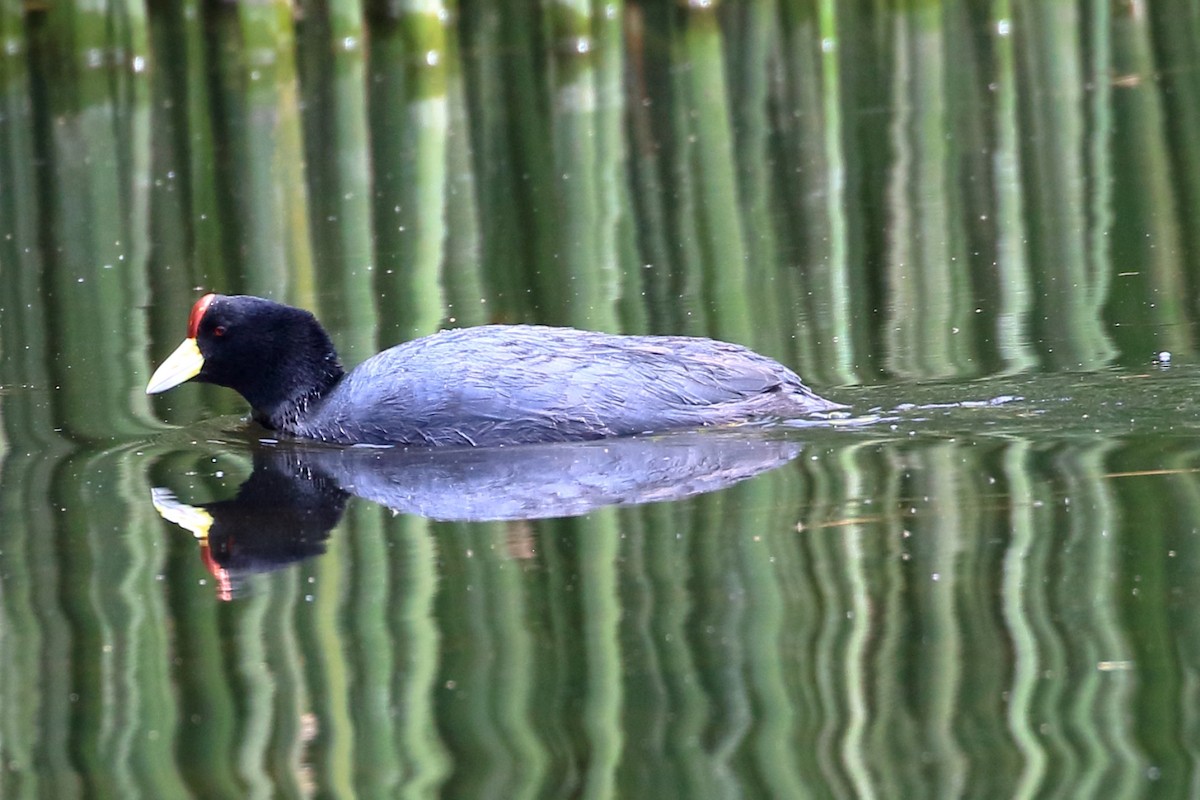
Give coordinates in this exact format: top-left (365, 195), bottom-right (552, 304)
top-left (147, 294), bottom-right (844, 447)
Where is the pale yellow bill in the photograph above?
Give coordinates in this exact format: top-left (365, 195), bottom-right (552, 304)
top-left (146, 338), bottom-right (204, 394)
top-left (150, 487), bottom-right (214, 540)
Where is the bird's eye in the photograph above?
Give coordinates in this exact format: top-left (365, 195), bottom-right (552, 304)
top-left (213, 325), bottom-right (227, 337)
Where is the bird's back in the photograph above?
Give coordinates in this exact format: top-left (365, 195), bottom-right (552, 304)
top-left (294, 325), bottom-right (839, 446)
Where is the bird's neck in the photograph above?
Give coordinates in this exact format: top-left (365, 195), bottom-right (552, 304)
top-left (248, 351), bottom-right (345, 433)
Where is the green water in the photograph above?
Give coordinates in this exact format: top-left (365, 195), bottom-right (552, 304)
top-left (3, 1), bottom-right (1200, 796)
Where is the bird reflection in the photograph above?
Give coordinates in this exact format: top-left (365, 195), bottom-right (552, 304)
top-left (152, 454), bottom-right (346, 601)
top-left (153, 430), bottom-right (803, 598)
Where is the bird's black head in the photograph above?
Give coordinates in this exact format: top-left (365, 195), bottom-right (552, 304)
top-left (147, 294), bottom-right (345, 428)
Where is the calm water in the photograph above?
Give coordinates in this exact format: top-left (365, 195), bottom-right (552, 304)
top-left (4, 1), bottom-right (1200, 797)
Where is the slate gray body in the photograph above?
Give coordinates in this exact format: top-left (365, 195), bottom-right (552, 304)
top-left (289, 325), bottom-right (842, 446)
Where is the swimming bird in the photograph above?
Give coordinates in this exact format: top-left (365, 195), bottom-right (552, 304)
top-left (146, 294), bottom-right (843, 447)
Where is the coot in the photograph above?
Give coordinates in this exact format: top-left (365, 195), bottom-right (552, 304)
top-left (146, 294), bottom-right (844, 447)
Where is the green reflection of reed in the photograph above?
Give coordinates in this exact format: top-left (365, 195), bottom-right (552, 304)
top-left (442, 32), bottom-right (488, 329)
top-left (49, 449), bottom-right (185, 797)
top-left (730, 474), bottom-right (805, 798)
top-left (577, 511), bottom-right (623, 799)
top-left (690, 492), bottom-right (752, 797)
top-left (1057, 444), bottom-right (1141, 798)
top-left (298, 0), bottom-right (379, 359)
top-left (639, 502), bottom-right (713, 798)
top-left (241, 1), bottom-right (314, 303)
top-left (833, 444), bottom-right (878, 799)
top-left (32, 13), bottom-right (158, 440)
top-left (343, 504), bottom-right (401, 796)
top-left (990, 0), bottom-right (1037, 374)
top-left (475, 522), bottom-right (546, 799)
top-left (772, 0), bottom-right (860, 385)
top-left (1162, 447), bottom-right (1200, 790)
top-left (1001, 439), bottom-right (1046, 797)
top-left (168, 538), bottom-right (243, 796)
top-left (231, 589), bottom-right (277, 797)
top-left (1150, 1), bottom-right (1200, 288)
top-left (729, 2), bottom-right (786, 361)
top-left (1107, 6), bottom-right (1191, 361)
top-left (391, 514), bottom-right (450, 797)
top-left (1114, 452), bottom-right (1193, 797)
top-left (0, 218), bottom-right (73, 797)
top-left (370, 10), bottom-right (450, 342)
top-left (1018, 1), bottom-right (1115, 370)
top-left (457, 7), bottom-right (537, 321)
top-left (548, 25), bottom-right (617, 331)
top-left (884, 5), bottom-right (969, 380)
top-left (684, 11), bottom-right (753, 346)
top-left (437, 522), bottom-right (524, 798)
